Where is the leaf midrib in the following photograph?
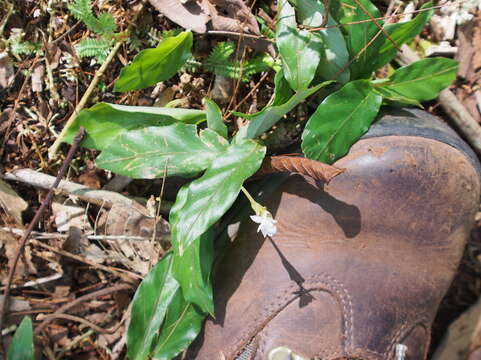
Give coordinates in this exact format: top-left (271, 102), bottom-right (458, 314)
top-left (387, 65), bottom-right (457, 89)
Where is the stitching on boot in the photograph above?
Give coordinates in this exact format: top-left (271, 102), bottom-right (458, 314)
top-left (229, 273), bottom-right (353, 359)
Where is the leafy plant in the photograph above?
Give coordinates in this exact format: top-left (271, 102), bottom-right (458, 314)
top-left (5, 29), bottom-right (42, 60)
top-left (7, 316), bottom-right (35, 360)
top-left (60, 0), bottom-right (458, 358)
top-left (68, 0), bottom-right (118, 63)
top-left (196, 41), bottom-right (274, 82)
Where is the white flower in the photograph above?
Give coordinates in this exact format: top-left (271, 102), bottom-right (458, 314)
top-left (250, 210), bottom-right (277, 238)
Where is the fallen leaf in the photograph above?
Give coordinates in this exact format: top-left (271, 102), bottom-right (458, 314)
top-left (0, 52), bottom-right (14, 88)
top-left (148, 0), bottom-right (210, 33)
top-left (31, 63), bottom-right (44, 92)
top-left (255, 155), bottom-right (345, 183)
top-left (0, 179), bottom-right (28, 225)
top-left (51, 200), bottom-right (92, 232)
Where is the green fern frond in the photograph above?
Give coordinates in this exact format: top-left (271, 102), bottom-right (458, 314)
top-left (68, 0), bottom-right (116, 35)
top-left (97, 13), bottom-right (117, 34)
top-left (75, 37), bottom-right (112, 63)
top-left (204, 42), bottom-right (236, 69)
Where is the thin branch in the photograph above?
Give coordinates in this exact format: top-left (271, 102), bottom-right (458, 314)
top-left (48, 1), bottom-right (146, 158)
top-left (0, 128), bottom-right (85, 333)
top-left (303, 2), bottom-right (457, 31)
top-left (35, 283), bottom-right (132, 334)
top-left (38, 313), bottom-right (122, 334)
top-left (48, 41), bottom-right (123, 158)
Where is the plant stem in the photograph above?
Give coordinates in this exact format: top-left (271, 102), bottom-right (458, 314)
top-left (48, 40), bottom-right (123, 158)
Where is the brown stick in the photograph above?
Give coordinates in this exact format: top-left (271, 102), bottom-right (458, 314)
top-left (35, 283), bottom-right (132, 335)
top-left (0, 128), bottom-right (85, 335)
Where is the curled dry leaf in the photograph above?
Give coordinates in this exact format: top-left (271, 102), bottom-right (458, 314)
top-left (0, 52), bottom-right (14, 89)
top-left (148, 0), bottom-right (210, 33)
top-left (0, 179), bottom-right (28, 225)
top-left (256, 155), bottom-right (345, 183)
top-left (148, 0), bottom-right (273, 54)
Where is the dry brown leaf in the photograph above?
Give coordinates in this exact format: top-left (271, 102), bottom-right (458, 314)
top-left (0, 52), bottom-right (14, 89)
top-left (0, 179), bottom-right (28, 225)
top-left (51, 199), bottom-right (92, 232)
top-left (148, 0), bottom-right (274, 54)
top-left (256, 156), bottom-right (345, 183)
top-left (148, 0), bottom-right (210, 33)
top-left (209, 0), bottom-right (260, 34)
top-left (31, 63), bottom-right (44, 92)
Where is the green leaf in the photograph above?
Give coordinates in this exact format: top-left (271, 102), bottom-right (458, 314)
top-left (7, 316), bottom-right (34, 360)
top-left (172, 229), bottom-right (215, 314)
top-left (75, 37), bottom-right (112, 63)
top-left (338, 0), bottom-right (383, 79)
top-left (371, 2), bottom-right (433, 70)
top-left (294, 0), bottom-right (350, 83)
top-left (234, 81), bottom-right (331, 141)
top-left (127, 253), bottom-right (179, 360)
top-left (374, 86), bottom-right (422, 107)
top-left (302, 79), bottom-right (382, 163)
top-left (204, 98), bottom-right (228, 138)
top-left (96, 123), bottom-right (229, 178)
top-left (152, 291), bottom-right (205, 360)
top-left (271, 69), bottom-right (294, 106)
top-left (276, 0), bottom-right (322, 90)
top-left (114, 31), bottom-right (193, 92)
top-left (97, 12), bottom-right (117, 34)
top-left (379, 57), bottom-right (458, 101)
top-left (170, 140), bottom-right (266, 255)
top-left (68, 0), bottom-right (116, 35)
top-left (63, 102), bottom-right (205, 150)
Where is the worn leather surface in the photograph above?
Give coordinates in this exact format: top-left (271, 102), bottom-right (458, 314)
top-left (189, 135), bottom-right (480, 360)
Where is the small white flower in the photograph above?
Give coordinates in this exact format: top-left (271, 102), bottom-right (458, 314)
top-left (250, 209), bottom-right (277, 238)
top-left (241, 186), bottom-right (278, 238)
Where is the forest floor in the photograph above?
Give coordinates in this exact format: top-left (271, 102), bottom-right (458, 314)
top-left (1, 0), bottom-right (481, 359)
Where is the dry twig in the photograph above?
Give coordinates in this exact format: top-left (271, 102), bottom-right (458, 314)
top-left (0, 128), bottom-right (85, 336)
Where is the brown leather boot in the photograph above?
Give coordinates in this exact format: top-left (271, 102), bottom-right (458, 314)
top-left (189, 108), bottom-right (481, 360)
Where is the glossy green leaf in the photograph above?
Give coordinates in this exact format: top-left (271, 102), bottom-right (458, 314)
top-left (374, 86), bottom-right (422, 107)
top-left (379, 57), bottom-right (458, 101)
top-left (204, 98), bottom-right (228, 138)
top-left (63, 102), bottom-right (205, 150)
top-left (170, 140), bottom-right (266, 255)
top-left (294, 0), bottom-right (350, 83)
top-left (114, 31), bottom-right (193, 92)
top-left (172, 229), bottom-right (215, 315)
top-left (302, 79), bottom-right (382, 163)
top-left (7, 316), bottom-right (34, 360)
top-left (96, 124), bottom-right (229, 178)
top-left (152, 291), bottom-right (205, 360)
top-left (234, 81), bottom-right (332, 141)
top-left (127, 253), bottom-right (179, 360)
top-left (271, 69), bottom-right (294, 106)
top-left (337, 0), bottom-right (383, 79)
top-left (276, 0), bottom-right (322, 90)
top-left (372, 2), bottom-right (433, 70)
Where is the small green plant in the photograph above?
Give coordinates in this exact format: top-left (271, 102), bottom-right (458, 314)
top-left (60, 0), bottom-right (457, 358)
top-left (68, 0), bottom-right (118, 63)
top-left (4, 28), bottom-right (42, 60)
top-left (187, 41), bottom-right (275, 82)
